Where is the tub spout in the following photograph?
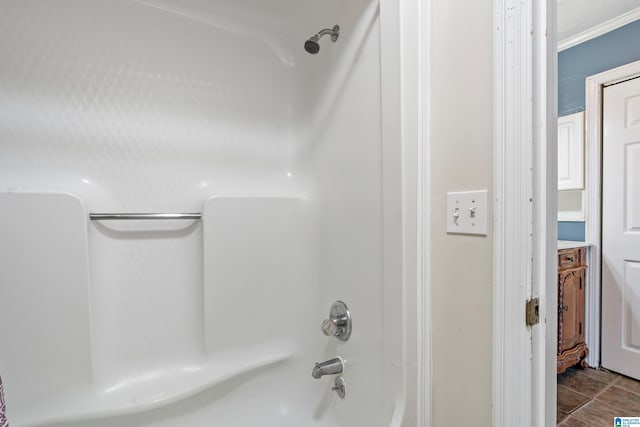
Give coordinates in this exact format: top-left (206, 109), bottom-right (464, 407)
top-left (311, 357), bottom-right (343, 379)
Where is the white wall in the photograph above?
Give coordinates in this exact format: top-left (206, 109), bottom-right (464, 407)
top-left (305, 3), bottom-right (386, 425)
top-left (430, 0), bottom-right (494, 425)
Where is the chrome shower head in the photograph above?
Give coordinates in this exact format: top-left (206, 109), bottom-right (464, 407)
top-left (304, 36), bottom-right (321, 54)
top-left (304, 25), bottom-right (340, 54)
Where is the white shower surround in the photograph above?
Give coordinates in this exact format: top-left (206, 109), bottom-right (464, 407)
top-left (0, 1), bottom-right (421, 426)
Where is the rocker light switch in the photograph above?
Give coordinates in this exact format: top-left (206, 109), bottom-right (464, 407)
top-left (446, 190), bottom-right (488, 236)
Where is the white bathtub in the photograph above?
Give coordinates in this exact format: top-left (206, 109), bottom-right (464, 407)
top-left (0, 1), bottom-right (418, 425)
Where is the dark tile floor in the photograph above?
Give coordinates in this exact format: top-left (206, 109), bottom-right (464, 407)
top-left (558, 366), bottom-right (640, 426)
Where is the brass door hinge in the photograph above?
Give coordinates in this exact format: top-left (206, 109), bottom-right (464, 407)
top-left (526, 297), bottom-right (540, 326)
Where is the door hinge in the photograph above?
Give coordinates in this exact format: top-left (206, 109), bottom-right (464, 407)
top-left (526, 297), bottom-right (540, 326)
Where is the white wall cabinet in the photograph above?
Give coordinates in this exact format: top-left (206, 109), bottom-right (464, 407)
top-left (558, 112), bottom-right (585, 190)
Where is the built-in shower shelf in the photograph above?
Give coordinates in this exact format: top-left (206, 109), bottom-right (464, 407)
top-left (12, 349), bottom-right (292, 427)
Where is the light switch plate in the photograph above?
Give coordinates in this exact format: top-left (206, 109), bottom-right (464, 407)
top-left (446, 190), bottom-right (488, 236)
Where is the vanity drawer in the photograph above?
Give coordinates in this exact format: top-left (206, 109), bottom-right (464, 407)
top-left (558, 248), bottom-right (583, 270)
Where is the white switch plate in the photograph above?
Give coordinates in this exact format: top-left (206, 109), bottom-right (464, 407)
top-left (446, 190), bottom-right (488, 236)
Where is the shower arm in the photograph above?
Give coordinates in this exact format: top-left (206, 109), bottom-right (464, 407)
top-left (315, 27), bottom-right (339, 42)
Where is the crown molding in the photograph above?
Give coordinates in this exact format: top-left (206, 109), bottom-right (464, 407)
top-left (558, 7), bottom-right (640, 51)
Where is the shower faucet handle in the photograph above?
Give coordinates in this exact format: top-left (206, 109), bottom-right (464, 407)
top-left (321, 301), bottom-right (351, 341)
top-left (321, 318), bottom-right (339, 336)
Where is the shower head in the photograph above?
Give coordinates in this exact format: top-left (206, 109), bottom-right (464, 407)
top-left (304, 25), bottom-right (340, 54)
top-left (304, 36), bottom-right (321, 54)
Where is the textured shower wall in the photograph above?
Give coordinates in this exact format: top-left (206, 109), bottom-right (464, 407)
top-left (0, 0), bottom-right (306, 422)
top-left (0, 0), bottom-right (302, 207)
top-left (0, 1), bottom-right (390, 426)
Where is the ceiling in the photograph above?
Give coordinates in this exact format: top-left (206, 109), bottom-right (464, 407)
top-left (558, 0), bottom-right (640, 42)
top-left (136, 0), bottom-right (638, 50)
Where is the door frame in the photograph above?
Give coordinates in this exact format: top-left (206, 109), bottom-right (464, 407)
top-left (583, 60), bottom-right (640, 369)
top-left (493, 0), bottom-right (557, 425)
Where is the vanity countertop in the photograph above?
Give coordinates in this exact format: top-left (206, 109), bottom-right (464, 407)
top-left (558, 240), bottom-right (591, 250)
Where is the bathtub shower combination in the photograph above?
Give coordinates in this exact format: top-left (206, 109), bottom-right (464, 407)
top-left (0, 1), bottom-right (416, 426)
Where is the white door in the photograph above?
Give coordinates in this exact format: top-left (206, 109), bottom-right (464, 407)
top-left (602, 76), bottom-right (640, 379)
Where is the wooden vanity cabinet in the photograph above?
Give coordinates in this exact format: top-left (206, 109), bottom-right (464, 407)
top-left (557, 247), bottom-right (589, 373)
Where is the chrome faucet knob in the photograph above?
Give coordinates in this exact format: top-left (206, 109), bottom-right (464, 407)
top-left (321, 301), bottom-right (352, 341)
top-left (321, 318), bottom-right (338, 336)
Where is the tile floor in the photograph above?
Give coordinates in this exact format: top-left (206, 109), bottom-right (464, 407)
top-left (558, 366), bottom-right (640, 426)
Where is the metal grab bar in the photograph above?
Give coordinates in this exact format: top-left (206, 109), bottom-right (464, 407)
top-left (89, 213), bottom-right (201, 220)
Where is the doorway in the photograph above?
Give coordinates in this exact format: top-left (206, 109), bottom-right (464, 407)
top-left (556, 60), bottom-right (640, 426)
top-left (583, 61), bottom-right (640, 373)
